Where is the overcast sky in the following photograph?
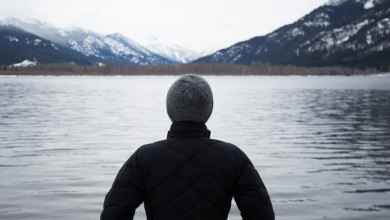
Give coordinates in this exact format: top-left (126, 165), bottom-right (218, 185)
top-left (0, 0), bottom-right (329, 52)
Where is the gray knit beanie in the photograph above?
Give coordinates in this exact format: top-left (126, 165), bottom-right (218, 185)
top-left (166, 74), bottom-right (213, 123)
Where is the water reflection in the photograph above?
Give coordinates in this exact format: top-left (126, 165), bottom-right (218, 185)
top-left (208, 76), bottom-right (390, 219)
top-left (0, 75), bottom-right (389, 220)
top-left (300, 89), bottom-right (390, 180)
top-left (269, 88), bottom-right (390, 219)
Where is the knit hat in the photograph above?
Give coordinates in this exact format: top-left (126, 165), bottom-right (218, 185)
top-left (166, 74), bottom-right (213, 123)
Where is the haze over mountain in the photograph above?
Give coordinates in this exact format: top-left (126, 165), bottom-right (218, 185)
top-left (195, 0), bottom-right (390, 70)
top-left (138, 35), bottom-right (214, 64)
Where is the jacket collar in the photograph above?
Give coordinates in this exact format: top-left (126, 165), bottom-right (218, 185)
top-left (167, 121), bottom-right (211, 139)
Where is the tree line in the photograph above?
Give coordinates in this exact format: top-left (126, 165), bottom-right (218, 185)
top-left (0, 61), bottom-right (381, 76)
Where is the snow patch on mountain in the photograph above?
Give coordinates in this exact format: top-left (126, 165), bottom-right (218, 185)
top-left (325, 0), bottom-right (384, 8)
top-left (304, 12), bottom-right (331, 27)
top-left (306, 19), bottom-right (373, 52)
top-left (51, 43), bottom-right (58, 50)
top-left (105, 36), bottom-right (141, 57)
top-left (290, 28), bottom-right (305, 37)
top-left (364, 0), bottom-right (375, 9)
top-left (363, 0), bottom-right (387, 9)
top-left (9, 60), bottom-right (37, 68)
top-left (326, 0), bottom-right (348, 6)
top-left (105, 33), bottom-right (151, 56)
top-left (34, 38), bottom-right (42, 46)
top-left (8, 36), bottom-right (19, 42)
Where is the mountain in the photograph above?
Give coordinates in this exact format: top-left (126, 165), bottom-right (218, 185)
top-left (194, 0), bottom-right (390, 70)
top-left (0, 25), bottom-right (92, 65)
top-left (139, 35), bottom-right (212, 63)
top-left (0, 17), bottom-right (177, 65)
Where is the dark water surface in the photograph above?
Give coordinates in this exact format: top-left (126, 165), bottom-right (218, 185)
top-left (0, 75), bottom-right (389, 220)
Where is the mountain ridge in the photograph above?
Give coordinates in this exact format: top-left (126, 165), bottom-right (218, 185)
top-left (0, 17), bottom-right (205, 65)
top-left (194, 0), bottom-right (390, 70)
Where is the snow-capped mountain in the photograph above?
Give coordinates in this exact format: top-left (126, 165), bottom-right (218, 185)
top-left (0, 25), bottom-right (92, 65)
top-left (0, 17), bottom-right (176, 65)
top-left (139, 35), bottom-right (212, 63)
top-left (195, 0), bottom-right (390, 69)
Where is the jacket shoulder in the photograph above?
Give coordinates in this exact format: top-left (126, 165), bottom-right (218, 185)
top-left (134, 138), bottom-right (249, 165)
top-left (136, 139), bottom-right (174, 154)
top-left (205, 139), bottom-right (250, 167)
top-left (209, 139), bottom-right (247, 155)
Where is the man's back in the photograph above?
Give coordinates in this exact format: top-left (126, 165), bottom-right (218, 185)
top-left (101, 122), bottom-right (274, 220)
top-left (101, 74), bottom-right (274, 220)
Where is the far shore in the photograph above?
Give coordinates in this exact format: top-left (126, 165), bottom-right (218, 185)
top-left (0, 62), bottom-right (385, 76)
top-left (0, 72), bottom-right (387, 77)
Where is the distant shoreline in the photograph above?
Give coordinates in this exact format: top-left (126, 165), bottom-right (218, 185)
top-left (0, 72), bottom-right (384, 76)
top-left (0, 71), bottom-right (384, 76)
top-left (1, 73), bottom-right (389, 78)
top-left (0, 62), bottom-right (384, 76)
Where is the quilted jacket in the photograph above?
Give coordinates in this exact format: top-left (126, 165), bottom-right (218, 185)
top-left (101, 121), bottom-right (274, 220)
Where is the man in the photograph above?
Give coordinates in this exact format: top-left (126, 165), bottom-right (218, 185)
top-left (101, 74), bottom-right (274, 220)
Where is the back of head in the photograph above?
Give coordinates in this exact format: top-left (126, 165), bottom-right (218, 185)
top-left (166, 74), bottom-right (213, 123)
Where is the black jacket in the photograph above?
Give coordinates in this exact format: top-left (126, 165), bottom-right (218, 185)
top-left (101, 121), bottom-right (274, 220)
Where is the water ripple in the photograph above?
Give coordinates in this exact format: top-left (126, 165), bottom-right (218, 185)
top-left (1, 75), bottom-right (390, 220)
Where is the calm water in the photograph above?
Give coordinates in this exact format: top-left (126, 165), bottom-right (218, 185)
top-left (0, 75), bottom-right (390, 220)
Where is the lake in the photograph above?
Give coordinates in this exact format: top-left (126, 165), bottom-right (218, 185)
top-left (0, 75), bottom-right (390, 220)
